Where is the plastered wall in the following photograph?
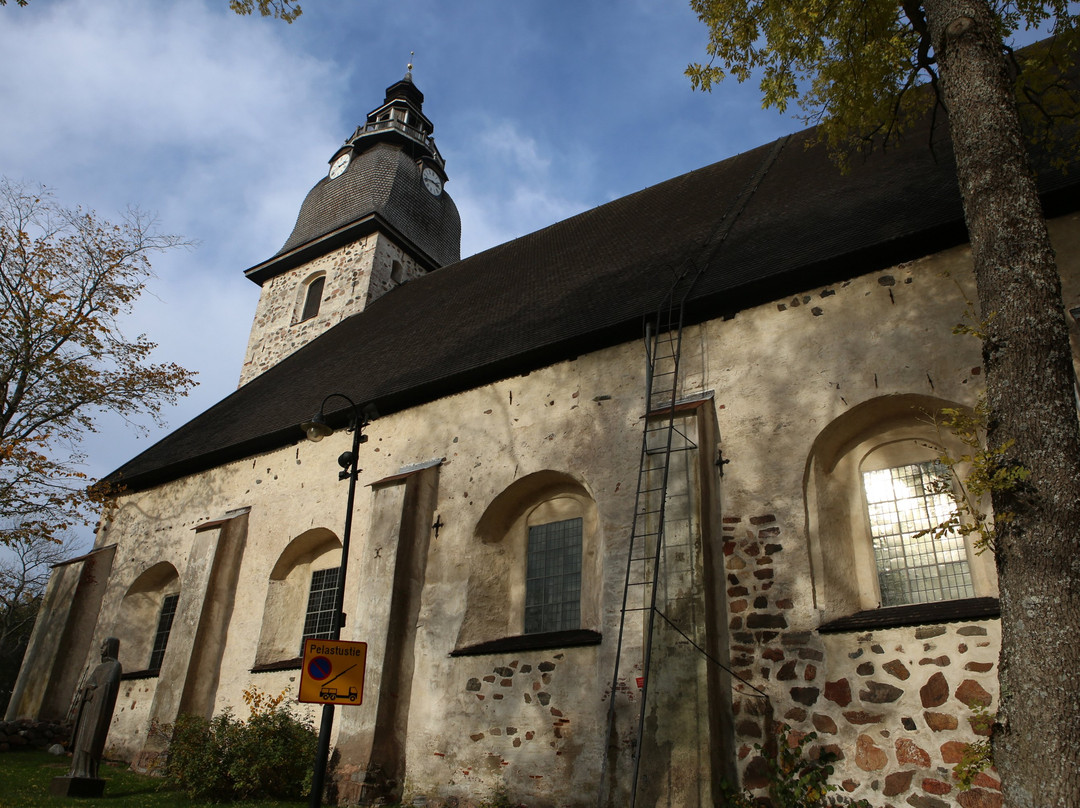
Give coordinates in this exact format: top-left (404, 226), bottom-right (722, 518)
top-left (52, 212), bottom-right (1080, 807)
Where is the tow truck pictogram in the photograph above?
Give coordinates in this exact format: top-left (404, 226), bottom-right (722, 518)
top-left (318, 685), bottom-right (359, 702)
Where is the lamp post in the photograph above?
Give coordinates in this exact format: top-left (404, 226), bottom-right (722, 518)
top-left (300, 394), bottom-right (374, 808)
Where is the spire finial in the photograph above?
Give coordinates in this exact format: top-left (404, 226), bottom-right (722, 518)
top-left (406, 51), bottom-right (414, 80)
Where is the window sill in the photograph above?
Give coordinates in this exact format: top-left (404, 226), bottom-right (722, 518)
top-left (450, 629), bottom-right (601, 657)
top-left (250, 657), bottom-right (303, 673)
top-left (818, 597), bottom-right (1000, 634)
top-left (120, 669), bottom-right (160, 681)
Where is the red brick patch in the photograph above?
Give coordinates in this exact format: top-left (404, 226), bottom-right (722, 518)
top-left (973, 772), bottom-right (1001, 791)
top-left (855, 735), bottom-right (887, 771)
top-left (940, 741), bottom-right (968, 764)
top-left (824, 678), bottom-right (852, 706)
top-left (883, 770), bottom-right (913, 796)
top-left (957, 788), bottom-right (1004, 808)
top-left (922, 777), bottom-right (952, 795)
top-left (920, 672), bottom-right (949, 708)
top-left (842, 710), bottom-right (884, 724)
top-left (883, 659), bottom-right (911, 680)
top-left (919, 655), bottom-right (951, 667)
top-left (955, 679), bottom-right (993, 709)
top-left (924, 711), bottom-right (958, 731)
top-left (896, 738), bottom-right (931, 767)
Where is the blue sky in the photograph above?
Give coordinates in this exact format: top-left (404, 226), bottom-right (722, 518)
top-left (0, 0), bottom-right (806, 547)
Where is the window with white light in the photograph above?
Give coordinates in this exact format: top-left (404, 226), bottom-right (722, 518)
top-left (862, 461), bottom-right (974, 606)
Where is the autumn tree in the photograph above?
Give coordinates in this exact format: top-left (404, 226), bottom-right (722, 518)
top-left (0, 179), bottom-right (197, 547)
top-left (227, 0), bottom-right (302, 23)
top-left (0, 0), bottom-right (303, 21)
top-left (688, 2), bottom-right (1080, 805)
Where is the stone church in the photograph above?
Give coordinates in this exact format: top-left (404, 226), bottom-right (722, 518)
top-left (9, 67), bottom-right (1080, 808)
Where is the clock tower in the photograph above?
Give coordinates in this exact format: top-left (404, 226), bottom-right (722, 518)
top-left (238, 68), bottom-right (460, 386)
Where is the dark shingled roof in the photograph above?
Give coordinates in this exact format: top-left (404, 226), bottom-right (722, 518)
top-left (256, 142), bottom-right (461, 275)
top-left (108, 114), bottom-right (1080, 493)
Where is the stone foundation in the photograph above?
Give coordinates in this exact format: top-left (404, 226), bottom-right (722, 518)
top-left (0, 718), bottom-right (70, 752)
top-left (723, 514), bottom-right (1002, 807)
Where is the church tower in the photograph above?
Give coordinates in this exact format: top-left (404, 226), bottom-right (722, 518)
top-left (238, 69), bottom-right (461, 386)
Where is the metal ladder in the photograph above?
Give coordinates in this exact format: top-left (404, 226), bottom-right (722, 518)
top-left (598, 260), bottom-right (704, 808)
top-left (597, 135), bottom-right (790, 808)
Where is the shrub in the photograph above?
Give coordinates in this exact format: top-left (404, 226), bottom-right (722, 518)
top-left (723, 724), bottom-right (873, 808)
top-left (163, 687), bottom-right (317, 801)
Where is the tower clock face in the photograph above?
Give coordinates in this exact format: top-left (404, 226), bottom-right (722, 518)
top-left (422, 166), bottom-right (443, 196)
top-left (328, 153), bottom-right (351, 180)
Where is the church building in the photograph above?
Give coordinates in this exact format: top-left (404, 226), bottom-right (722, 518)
top-left (9, 67), bottom-right (1080, 808)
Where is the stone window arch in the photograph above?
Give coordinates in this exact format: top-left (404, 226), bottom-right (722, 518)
top-left (454, 471), bottom-right (601, 652)
top-left (113, 562), bottom-right (180, 675)
top-left (253, 528), bottom-right (341, 668)
top-left (804, 394), bottom-right (998, 624)
top-left (297, 273), bottom-right (326, 323)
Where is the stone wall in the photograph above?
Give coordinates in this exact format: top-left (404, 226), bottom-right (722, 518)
top-left (723, 514), bottom-right (1001, 808)
top-left (0, 718), bottom-right (69, 752)
top-left (21, 214), bottom-right (1079, 807)
top-left (239, 233), bottom-right (426, 386)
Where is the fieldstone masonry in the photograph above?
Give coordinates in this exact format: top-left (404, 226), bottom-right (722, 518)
top-left (723, 513), bottom-right (1001, 807)
top-left (0, 718), bottom-right (69, 752)
top-left (240, 233), bottom-right (426, 386)
top-left (412, 652), bottom-right (589, 806)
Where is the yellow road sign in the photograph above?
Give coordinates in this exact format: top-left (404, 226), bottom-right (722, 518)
top-left (298, 639), bottom-right (367, 705)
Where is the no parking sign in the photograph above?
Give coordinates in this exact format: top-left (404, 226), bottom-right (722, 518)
top-left (298, 639), bottom-right (367, 705)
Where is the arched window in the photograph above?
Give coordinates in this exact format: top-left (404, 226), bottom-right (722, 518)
top-left (299, 275), bottom-right (325, 322)
top-left (805, 394), bottom-right (997, 624)
top-left (253, 528), bottom-right (341, 668)
top-left (455, 471), bottom-right (600, 652)
top-left (862, 456), bottom-right (974, 606)
top-left (113, 562), bottom-right (181, 675)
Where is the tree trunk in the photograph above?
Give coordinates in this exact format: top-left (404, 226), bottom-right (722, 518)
top-left (922, 1), bottom-right (1080, 805)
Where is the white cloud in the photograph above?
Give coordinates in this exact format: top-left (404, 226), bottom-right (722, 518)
top-left (450, 116), bottom-right (594, 257)
top-left (0, 0), bottom-right (802, 554)
top-left (0, 0), bottom-right (349, 536)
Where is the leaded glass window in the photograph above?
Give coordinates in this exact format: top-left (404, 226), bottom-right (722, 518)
top-left (148, 594), bottom-right (179, 671)
top-left (301, 566), bottom-right (340, 646)
top-left (525, 518), bottom-right (583, 634)
top-left (863, 462), bottom-right (974, 606)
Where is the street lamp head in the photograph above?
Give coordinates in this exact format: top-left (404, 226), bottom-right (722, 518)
top-left (301, 411), bottom-right (334, 442)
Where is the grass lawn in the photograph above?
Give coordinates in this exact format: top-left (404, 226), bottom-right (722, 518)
top-left (0, 751), bottom-right (306, 808)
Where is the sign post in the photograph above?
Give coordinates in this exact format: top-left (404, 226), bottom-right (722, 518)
top-left (298, 394), bottom-right (375, 808)
top-left (299, 639), bottom-right (367, 705)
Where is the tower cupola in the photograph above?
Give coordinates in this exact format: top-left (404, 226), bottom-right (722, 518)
top-left (340, 69), bottom-right (444, 172)
top-left (238, 70), bottom-right (461, 387)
